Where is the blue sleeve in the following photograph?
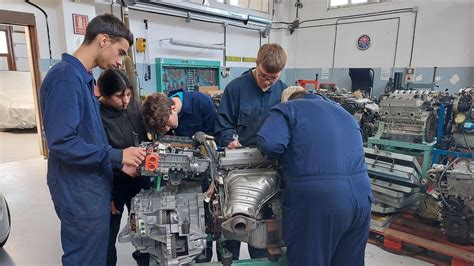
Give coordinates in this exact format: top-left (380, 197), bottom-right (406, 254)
top-left (214, 86), bottom-right (237, 147)
top-left (257, 105), bottom-right (290, 159)
top-left (201, 95), bottom-right (216, 136)
top-left (42, 80), bottom-right (122, 166)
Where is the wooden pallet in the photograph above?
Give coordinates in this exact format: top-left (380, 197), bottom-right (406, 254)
top-left (369, 211), bottom-right (474, 266)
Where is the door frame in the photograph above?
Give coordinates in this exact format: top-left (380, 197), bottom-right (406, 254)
top-left (0, 9), bottom-right (48, 157)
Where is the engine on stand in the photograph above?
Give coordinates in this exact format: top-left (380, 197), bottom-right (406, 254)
top-left (377, 90), bottom-right (444, 143)
top-left (118, 136), bottom-right (211, 265)
top-left (426, 159), bottom-right (474, 244)
top-left (119, 134), bottom-right (284, 265)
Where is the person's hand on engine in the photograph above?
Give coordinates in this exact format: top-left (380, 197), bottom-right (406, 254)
top-left (122, 147), bottom-right (146, 167)
top-left (227, 139), bottom-right (242, 149)
top-left (122, 164), bottom-right (138, 177)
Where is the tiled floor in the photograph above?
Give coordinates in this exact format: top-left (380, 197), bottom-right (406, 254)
top-left (0, 132), bottom-right (431, 265)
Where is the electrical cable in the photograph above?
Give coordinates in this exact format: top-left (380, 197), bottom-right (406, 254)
top-left (462, 129), bottom-right (473, 156)
top-left (438, 158), bottom-right (460, 211)
top-left (25, 0), bottom-right (53, 66)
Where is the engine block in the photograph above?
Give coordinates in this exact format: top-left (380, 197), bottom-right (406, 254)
top-left (378, 90), bottom-right (441, 143)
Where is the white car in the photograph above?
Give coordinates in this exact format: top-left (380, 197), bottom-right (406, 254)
top-left (0, 192), bottom-right (11, 247)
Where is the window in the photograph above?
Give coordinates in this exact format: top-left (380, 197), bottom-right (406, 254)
top-left (329, 0), bottom-right (381, 8)
top-left (213, 0), bottom-right (269, 13)
top-left (0, 31), bottom-right (8, 53)
top-left (0, 26), bottom-right (16, 71)
top-left (0, 25), bottom-right (28, 71)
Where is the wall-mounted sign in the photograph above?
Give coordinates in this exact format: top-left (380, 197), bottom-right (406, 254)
top-left (356, 34), bottom-right (371, 50)
top-left (242, 57), bottom-right (257, 63)
top-left (73, 14), bottom-right (88, 35)
top-left (226, 56), bottom-right (242, 62)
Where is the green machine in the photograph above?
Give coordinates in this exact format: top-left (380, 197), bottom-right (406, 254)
top-left (155, 57), bottom-right (221, 94)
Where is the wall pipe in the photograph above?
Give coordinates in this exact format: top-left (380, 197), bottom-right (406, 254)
top-left (329, 17), bottom-right (401, 83)
top-left (409, 11), bottom-right (418, 66)
top-left (128, 4), bottom-right (263, 33)
top-left (126, 3), bottom-right (266, 78)
top-left (298, 7), bottom-right (414, 25)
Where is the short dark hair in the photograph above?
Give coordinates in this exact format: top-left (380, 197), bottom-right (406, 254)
top-left (97, 69), bottom-right (132, 97)
top-left (142, 93), bottom-right (175, 135)
top-left (83, 13), bottom-right (134, 46)
top-left (288, 91), bottom-right (310, 101)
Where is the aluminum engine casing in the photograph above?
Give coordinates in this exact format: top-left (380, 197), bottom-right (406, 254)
top-left (119, 136), bottom-right (211, 266)
top-left (378, 90), bottom-right (440, 143)
top-left (119, 185), bottom-right (207, 266)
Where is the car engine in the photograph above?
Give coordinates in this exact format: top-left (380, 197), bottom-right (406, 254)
top-left (451, 88), bottom-right (474, 149)
top-left (378, 90), bottom-right (443, 143)
top-left (426, 159), bottom-right (474, 244)
top-left (319, 88), bottom-right (380, 142)
top-left (119, 134), bottom-right (283, 265)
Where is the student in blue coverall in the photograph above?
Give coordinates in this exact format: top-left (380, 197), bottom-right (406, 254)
top-left (257, 90), bottom-right (373, 266)
top-left (141, 90), bottom-right (215, 138)
top-left (97, 69), bottom-right (150, 266)
top-left (142, 91), bottom-right (216, 262)
top-left (214, 43), bottom-right (287, 259)
top-left (40, 14), bottom-right (146, 265)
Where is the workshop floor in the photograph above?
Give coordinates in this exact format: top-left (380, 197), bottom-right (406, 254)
top-left (0, 131), bottom-right (432, 265)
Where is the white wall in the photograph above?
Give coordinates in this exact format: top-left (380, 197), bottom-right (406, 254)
top-left (57, 0), bottom-right (96, 54)
top-left (95, 2), bottom-right (269, 69)
top-left (1, 0), bottom-right (470, 72)
top-left (284, 0), bottom-right (473, 68)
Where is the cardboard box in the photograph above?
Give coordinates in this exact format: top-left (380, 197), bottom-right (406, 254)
top-left (199, 86), bottom-right (223, 97)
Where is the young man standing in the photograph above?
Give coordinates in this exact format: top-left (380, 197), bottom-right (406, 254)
top-left (40, 14), bottom-right (145, 265)
top-left (215, 43), bottom-right (287, 150)
top-left (214, 43), bottom-right (287, 259)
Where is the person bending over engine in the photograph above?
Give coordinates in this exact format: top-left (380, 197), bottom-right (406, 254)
top-left (257, 90), bottom-right (372, 266)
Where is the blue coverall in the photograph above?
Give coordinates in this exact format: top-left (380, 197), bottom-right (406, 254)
top-left (257, 94), bottom-right (373, 266)
top-left (40, 53), bottom-right (122, 265)
top-left (215, 69), bottom-right (286, 147)
top-left (168, 89), bottom-right (215, 138)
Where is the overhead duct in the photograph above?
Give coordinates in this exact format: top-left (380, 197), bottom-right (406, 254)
top-left (160, 38), bottom-right (225, 50)
top-left (130, 0), bottom-right (272, 28)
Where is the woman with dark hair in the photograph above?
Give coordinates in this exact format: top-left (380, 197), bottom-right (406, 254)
top-left (98, 68), bottom-right (150, 266)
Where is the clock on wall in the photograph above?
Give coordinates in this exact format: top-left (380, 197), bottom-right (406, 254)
top-left (357, 34), bottom-right (371, 50)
